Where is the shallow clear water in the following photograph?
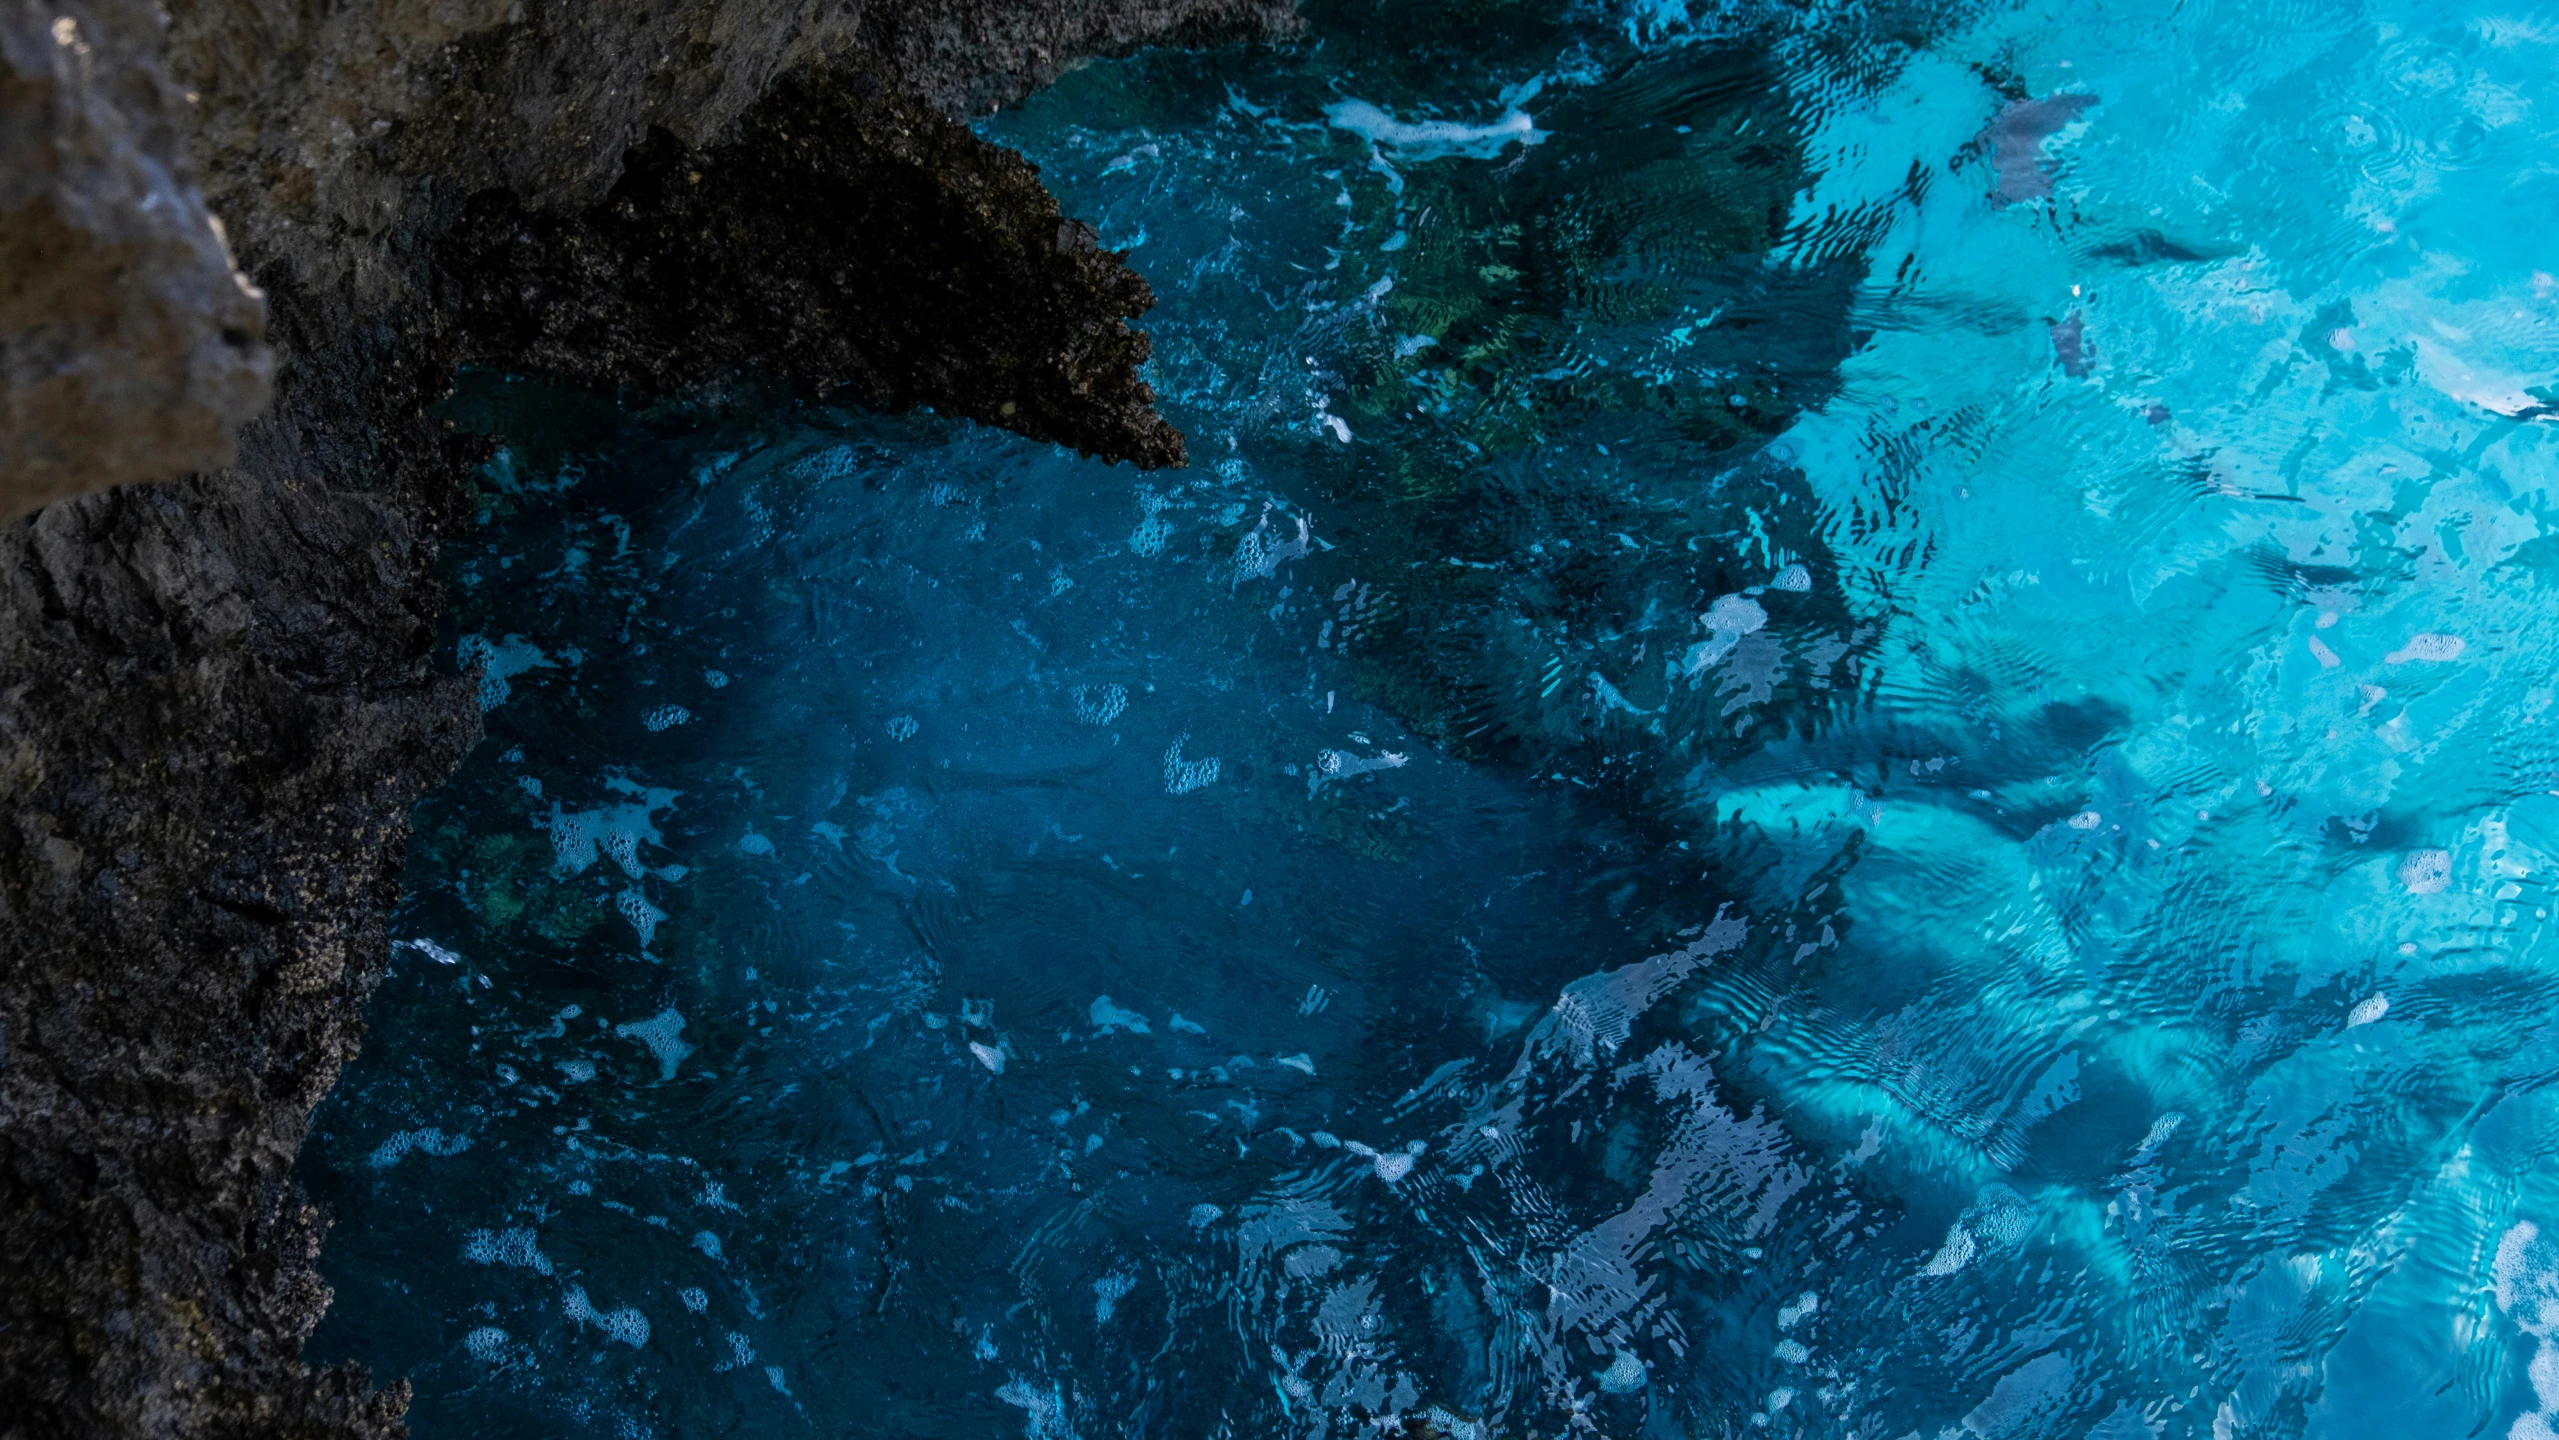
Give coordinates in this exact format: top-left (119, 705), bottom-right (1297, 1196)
top-left (302, 1), bottom-right (2559, 1435)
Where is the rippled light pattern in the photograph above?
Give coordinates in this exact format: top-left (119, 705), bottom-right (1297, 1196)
top-left (303, 1), bottom-right (2559, 1436)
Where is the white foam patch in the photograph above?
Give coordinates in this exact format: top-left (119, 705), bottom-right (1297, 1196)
top-left (462, 1227), bottom-right (554, 1273)
top-left (969, 1041), bottom-right (1007, 1074)
top-left (1089, 996), bottom-right (1152, 1035)
top-left (614, 1007), bottom-right (694, 1081)
top-left (1922, 1224), bottom-right (1977, 1276)
top-left (1229, 506), bottom-right (1311, 586)
top-left (1598, 1349), bottom-right (1649, 1393)
top-left (562, 1284), bottom-right (649, 1347)
top-left (1308, 747), bottom-right (1407, 795)
top-left (1163, 735), bottom-right (1221, 795)
top-left (616, 889), bottom-right (667, 949)
top-left (679, 1287), bottom-right (709, 1314)
top-left (995, 1378), bottom-right (1075, 1440)
top-left (2503, 1231), bottom-right (2559, 1440)
top-left (2400, 848), bottom-right (2454, 895)
top-left (1325, 99), bottom-right (1546, 159)
top-left (1072, 683), bottom-right (1129, 726)
top-left (1343, 1138), bottom-right (1424, 1184)
top-left (1683, 595), bottom-right (1771, 678)
top-left (2346, 993), bottom-right (2390, 1027)
top-left (1092, 1270), bottom-right (1136, 1324)
top-left (542, 782), bottom-right (679, 879)
top-left (463, 1326), bottom-right (509, 1363)
top-left (642, 704), bottom-right (691, 732)
top-left (456, 632), bottom-right (555, 710)
top-left (367, 1127), bottom-right (472, 1169)
top-left (2385, 632), bottom-right (2466, 664)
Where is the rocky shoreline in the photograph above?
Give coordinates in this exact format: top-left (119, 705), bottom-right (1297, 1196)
top-left (0, 3), bottom-right (1290, 1433)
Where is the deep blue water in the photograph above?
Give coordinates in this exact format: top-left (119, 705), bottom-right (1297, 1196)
top-left (302, 1), bottom-right (2559, 1436)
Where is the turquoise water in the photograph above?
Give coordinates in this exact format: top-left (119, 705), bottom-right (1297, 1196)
top-left (302, 1), bottom-right (2559, 1436)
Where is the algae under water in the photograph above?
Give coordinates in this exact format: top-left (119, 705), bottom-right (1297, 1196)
top-left (304, 0), bottom-right (2559, 1435)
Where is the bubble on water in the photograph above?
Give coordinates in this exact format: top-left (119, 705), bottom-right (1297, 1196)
top-left (2347, 993), bottom-right (2390, 1027)
top-left (642, 704), bottom-right (691, 732)
top-left (678, 1287), bottom-right (708, 1314)
top-left (995, 1378), bottom-right (1073, 1440)
top-left (1071, 683), bottom-right (1128, 726)
top-left (1187, 1203), bottom-right (1224, 1229)
top-left (1772, 563), bottom-right (1813, 592)
top-left (1597, 1349), bottom-right (1649, 1393)
top-left (1308, 746), bottom-right (1407, 796)
top-left (1090, 996), bottom-right (1152, 1035)
top-left (1093, 1270), bottom-right (1136, 1324)
top-left (737, 826), bottom-right (775, 856)
top-left (542, 785), bottom-right (679, 878)
top-left (367, 1127), bottom-right (471, 1169)
top-left (464, 1326), bottom-right (509, 1363)
top-left (563, 1285), bottom-right (649, 1347)
top-left (1702, 593), bottom-right (1768, 634)
top-left (462, 1227), bottom-right (553, 1274)
top-left (2385, 632), bottom-right (2466, 664)
top-left (2400, 848), bottom-right (2453, 895)
top-left (1229, 505), bottom-right (1311, 586)
top-left (1921, 1224), bottom-right (1976, 1276)
top-left (456, 632), bottom-right (555, 710)
top-left (1163, 735), bottom-right (1221, 795)
top-left (969, 1041), bottom-right (1007, 1074)
top-left (1343, 1138), bottom-right (1423, 1184)
top-left (614, 1007), bottom-right (693, 1082)
top-left (615, 890), bottom-right (667, 949)
top-left (886, 714), bottom-right (920, 742)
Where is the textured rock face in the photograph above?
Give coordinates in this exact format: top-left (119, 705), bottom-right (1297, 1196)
top-left (0, 0), bottom-right (273, 519)
top-left (442, 68), bottom-right (1188, 467)
top-left (0, 1), bottom-right (1293, 1435)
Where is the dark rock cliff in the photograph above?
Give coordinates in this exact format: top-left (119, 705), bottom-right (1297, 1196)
top-left (0, 2), bottom-right (1293, 1434)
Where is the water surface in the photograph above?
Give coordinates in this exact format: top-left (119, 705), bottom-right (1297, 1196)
top-left (306, 1), bottom-right (2559, 1435)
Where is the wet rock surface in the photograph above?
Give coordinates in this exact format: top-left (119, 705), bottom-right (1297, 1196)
top-left (0, 1), bottom-right (1293, 1434)
top-left (442, 68), bottom-right (1185, 467)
